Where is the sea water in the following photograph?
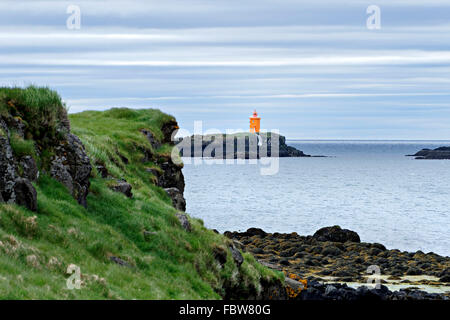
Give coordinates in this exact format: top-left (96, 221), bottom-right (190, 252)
top-left (182, 141), bottom-right (450, 256)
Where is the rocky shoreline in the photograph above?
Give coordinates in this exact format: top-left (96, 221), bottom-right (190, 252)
top-left (407, 146), bottom-right (450, 159)
top-left (225, 226), bottom-right (450, 300)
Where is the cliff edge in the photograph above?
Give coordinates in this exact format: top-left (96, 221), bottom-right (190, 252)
top-left (0, 86), bottom-right (284, 299)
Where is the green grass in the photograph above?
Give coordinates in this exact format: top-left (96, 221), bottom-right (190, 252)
top-left (9, 132), bottom-right (36, 159)
top-left (0, 86), bottom-right (67, 145)
top-left (0, 98), bottom-right (283, 299)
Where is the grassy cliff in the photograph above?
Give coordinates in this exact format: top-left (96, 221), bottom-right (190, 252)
top-left (0, 87), bottom-right (283, 299)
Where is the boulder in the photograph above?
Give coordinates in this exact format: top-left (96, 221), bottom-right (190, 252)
top-left (243, 228), bottom-right (267, 237)
top-left (312, 225), bottom-right (361, 243)
top-left (164, 187), bottom-right (186, 211)
top-left (109, 180), bottom-right (133, 198)
top-left (13, 178), bottom-right (37, 211)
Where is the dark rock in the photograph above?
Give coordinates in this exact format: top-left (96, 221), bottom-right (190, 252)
top-left (439, 275), bottom-right (450, 282)
top-left (145, 168), bottom-right (160, 177)
top-left (229, 245), bottom-right (244, 267)
top-left (280, 259), bottom-right (290, 266)
top-left (260, 277), bottom-right (287, 300)
top-left (213, 246), bottom-right (227, 267)
top-left (157, 160), bottom-right (185, 193)
top-left (324, 285), bottom-right (338, 296)
top-left (96, 165), bottom-right (108, 178)
top-left (164, 187), bottom-right (186, 211)
top-left (13, 178), bottom-right (37, 211)
top-left (251, 247), bottom-right (264, 254)
top-left (369, 247), bottom-right (383, 256)
top-left (118, 153), bottom-right (129, 164)
top-left (406, 267), bottom-right (423, 275)
top-left (232, 240), bottom-right (245, 251)
top-left (407, 146), bottom-right (450, 159)
top-left (141, 129), bottom-right (161, 150)
top-left (51, 133), bottom-right (92, 207)
top-left (299, 287), bottom-right (325, 300)
top-left (19, 156), bottom-right (38, 181)
top-left (371, 243), bottom-right (387, 251)
top-left (161, 119), bottom-right (179, 144)
top-left (176, 212), bottom-right (191, 232)
top-left (109, 180), bottom-right (133, 198)
top-left (280, 247), bottom-right (297, 257)
top-left (109, 256), bottom-right (132, 268)
top-left (243, 228), bottom-right (267, 237)
top-left (0, 120), bottom-right (17, 203)
top-left (312, 225), bottom-right (361, 243)
top-left (322, 245), bottom-right (343, 256)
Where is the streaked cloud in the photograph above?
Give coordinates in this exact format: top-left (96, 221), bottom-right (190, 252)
top-left (0, 0), bottom-right (449, 139)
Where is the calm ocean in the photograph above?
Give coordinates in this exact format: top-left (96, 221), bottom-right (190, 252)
top-left (182, 141), bottom-right (450, 256)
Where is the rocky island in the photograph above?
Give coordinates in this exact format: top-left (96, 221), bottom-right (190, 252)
top-left (407, 146), bottom-right (450, 159)
top-left (176, 132), bottom-right (317, 159)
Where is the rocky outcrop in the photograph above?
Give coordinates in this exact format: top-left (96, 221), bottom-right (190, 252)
top-left (0, 98), bottom-right (92, 209)
top-left (407, 147), bottom-right (450, 159)
top-left (140, 122), bottom-right (186, 211)
top-left (51, 133), bottom-right (91, 207)
top-left (13, 178), bottom-right (37, 211)
top-left (19, 156), bottom-right (38, 181)
top-left (157, 160), bottom-right (185, 193)
top-left (176, 132), bottom-right (313, 159)
top-left (164, 187), bottom-right (186, 211)
top-left (161, 119), bottom-right (179, 144)
top-left (0, 119), bottom-right (17, 204)
top-left (225, 226), bottom-right (450, 300)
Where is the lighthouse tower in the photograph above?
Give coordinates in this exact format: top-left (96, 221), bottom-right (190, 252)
top-left (249, 110), bottom-right (260, 133)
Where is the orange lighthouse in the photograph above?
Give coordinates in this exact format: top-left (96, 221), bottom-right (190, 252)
top-left (249, 110), bottom-right (261, 133)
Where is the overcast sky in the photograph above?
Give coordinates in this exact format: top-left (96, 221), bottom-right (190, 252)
top-left (1, 0), bottom-right (450, 139)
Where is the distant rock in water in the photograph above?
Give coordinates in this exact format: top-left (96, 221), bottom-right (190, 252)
top-left (176, 132), bottom-right (316, 159)
top-left (407, 146), bottom-right (450, 160)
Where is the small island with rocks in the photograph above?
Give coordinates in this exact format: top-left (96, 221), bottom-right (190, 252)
top-left (407, 146), bottom-right (450, 159)
top-left (176, 132), bottom-right (324, 159)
